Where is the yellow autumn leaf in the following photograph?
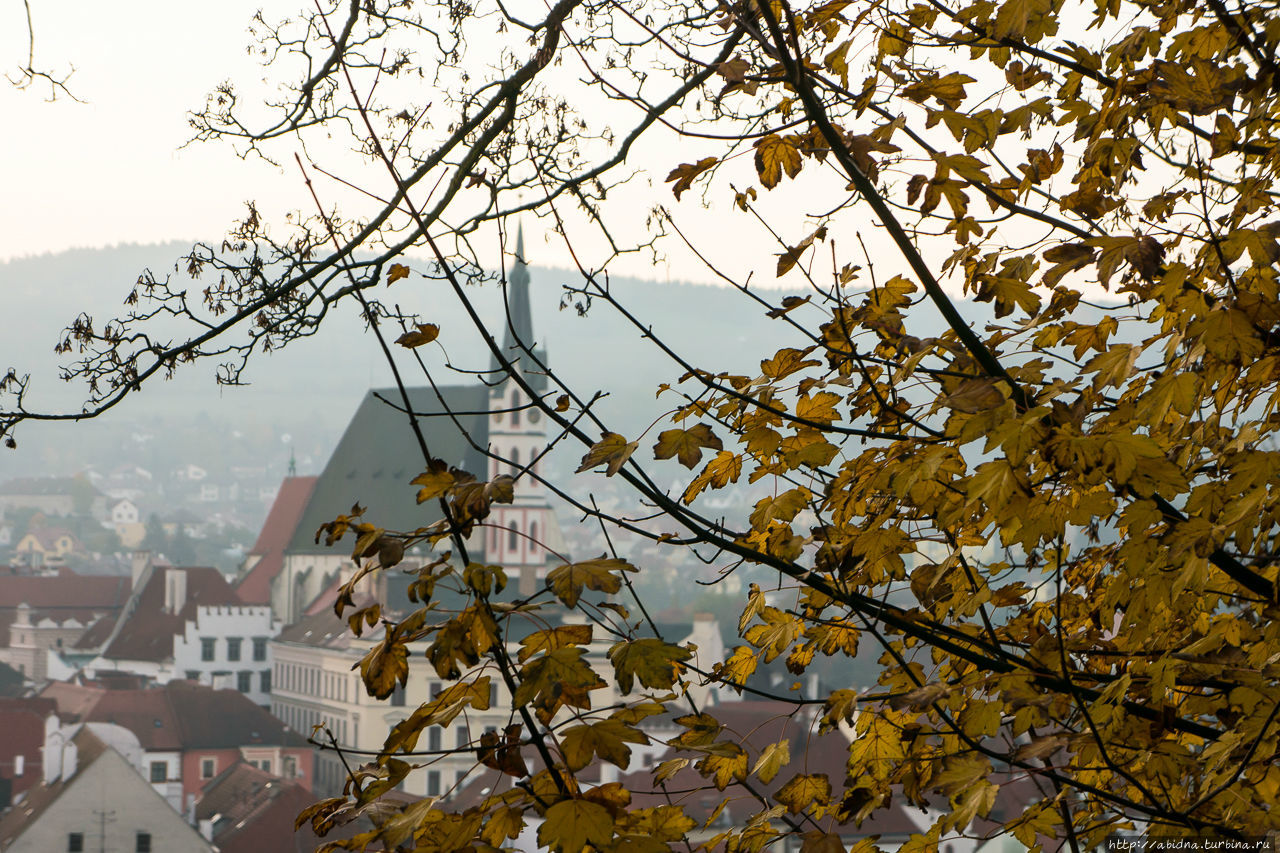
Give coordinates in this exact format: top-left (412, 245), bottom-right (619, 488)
top-left (394, 322), bottom-right (439, 348)
top-left (653, 423), bottom-right (723, 469)
top-left (577, 432), bottom-right (639, 476)
top-left (754, 134), bottom-right (803, 189)
top-left (774, 773), bottom-right (831, 814)
top-left (538, 800), bottom-right (615, 853)
top-left (752, 739), bottom-right (790, 783)
top-left (546, 557), bottom-right (636, 607)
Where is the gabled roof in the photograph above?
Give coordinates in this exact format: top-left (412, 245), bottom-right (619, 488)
top-left (285, 386), bottom-right (490, 557)
top-left (41, 681), bottom-right (307, 751)
top-left (0, 725), bottom-right (108, 846)
top-left (197, 761), bottom-right (382, 853)
top-left (236, 476), bottom-right (318, 604)
top-left (102, 567), bottom-right (240, 662)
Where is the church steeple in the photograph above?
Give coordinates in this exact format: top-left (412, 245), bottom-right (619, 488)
top-left (493, 223), bottom-right (546, 391)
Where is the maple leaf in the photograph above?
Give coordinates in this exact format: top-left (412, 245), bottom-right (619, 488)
top-left (561, 718), bottom-right (649, 770)
top-left (609, 638), bottom-right (693, 693)
top-left (752, 740), bottom-right (790, 783)
top-left (386, 263), bottom-right (411, 283)
top-left (774, 773), bottom-right (831, 814)
top-left (394, 323), bottom-right (439, 348)
top-left (576, 432), bottom-right (638, 476)
top-left (754, 134), bottom-right (803, 189)
top-left (653, 423), bottom-right (723, 469)
top-left (358, 628), bottom-right (409, 700)
top-left (538, 800), bottom-right (615, 853)
top-left (546, 557), bottom-right (635, 607)
top-left (665, 157), bottom-right (719, 201)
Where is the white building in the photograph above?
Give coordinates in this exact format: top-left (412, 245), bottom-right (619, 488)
top-left (88, 563), bottom-right (280, 705)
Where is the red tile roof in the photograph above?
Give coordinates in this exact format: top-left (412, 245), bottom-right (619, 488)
top-left (236, 476), bottom-right (318, 605)
top-left (102, 566), bottom-right (240, 662)
top-left (0, 571), bottom-right (130, 649)
top-left (197, 762), bottom-right (366, 853)
top-left (40, 681), bottom-right (307, 751)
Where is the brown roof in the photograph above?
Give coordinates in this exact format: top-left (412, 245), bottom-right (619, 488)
top-left (198, 761), bottom-right (373, 853)
top-left (41, 681), bottom-right (307, 750)
top-left (275, 608), bottom-right (354, 649)
top-left (72, 612), bottom-right (120, 650)
top-left (0, 726), bottom-right (108, 847)
top-left (236, 476), bottom-right (318, 605)
top-left (0, 571), bottom-right (130, 649)
top-left (617, 700), bottom-right (934, 838)
top-left (102, 566), bottom-right (240, 662)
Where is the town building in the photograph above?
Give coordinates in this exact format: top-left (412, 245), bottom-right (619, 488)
top-left (0, 698), bottom-right (58, 808)
top-left (38, 679), bottom-right (312, 813)
top-left (86, 563), bottom-right (280, 705)
top-left (256, 227), bottom-right (565, 624)
top-left (271, 604), bottom-right (729, 799)
top-left (193, 761), bottom-right (331, 853)
top-left (0, 569), bottom-right (131, 683)
top-left (0, 475), bottom-right (107, 519)
top-left (0, 724), bottom-right (213, 853)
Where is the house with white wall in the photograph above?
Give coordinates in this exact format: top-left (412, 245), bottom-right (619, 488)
top-left (88, 564), bottom-right (280, 705)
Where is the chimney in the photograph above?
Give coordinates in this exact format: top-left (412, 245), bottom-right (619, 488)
top-left (164, 569), bottom-right (187, 614)
top-left (130, 551), bottom-right (152, 589)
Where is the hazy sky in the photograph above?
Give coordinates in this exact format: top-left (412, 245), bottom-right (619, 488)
top-left (0, 1), bottom-right (306, 259)
top-left (2, 2), bottom-right (884, 289)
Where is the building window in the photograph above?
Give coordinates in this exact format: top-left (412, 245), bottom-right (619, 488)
top-left (253, 637), bottom-right (268, 661)
top-left (227, 637), bottom-right (242, 662)
top-left (260, 669), bottom-right (272, 693)
top-left (185, 670), bottom-right (200, 681)
top-left (427, 770), bottom-right (440, 796)
top-left (283, 755), bottom-right (298, 778)
top-left (200, 637), bottom-right (216, 662)
top-left (136, 832), bottom-right (152, 853)
top-left (430, 682), bottom-right (444, 699)
top-left (149, 761), bottom-right (166, 783)
top-left (508, 521), bottom-right (518, 550)
top-left (490, 683), bottom-right (499, 705)
top-left (390, 684), bottom-right (406, 707)
top-left (238, 670), bottom-right (253, 692)
top-left (68, 833), bottom-right (84, 852)
top-left (201, 757), bottom-right (216, 779)
top-left (456, 725), bottom-right (468, 750)
top-left (428, 727), bottom-right (442, 751)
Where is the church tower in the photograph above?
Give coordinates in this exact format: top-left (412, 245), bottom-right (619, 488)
top-left (486, 226), bottom-right (562, 594)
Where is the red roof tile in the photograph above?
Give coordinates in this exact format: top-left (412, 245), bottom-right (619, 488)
top-left (41, 681), bottom-right (307, 750)
top-left (236, 477), bottom-right (318, 605)
top-left (198, 763), bottom-right (355, 853)
top-left (0, 571), bottom-right (130, 650)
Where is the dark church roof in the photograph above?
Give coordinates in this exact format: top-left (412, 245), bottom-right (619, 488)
top-left (284, 385), bottom-right (491, 555)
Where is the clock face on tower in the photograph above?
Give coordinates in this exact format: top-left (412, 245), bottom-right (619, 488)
top-left (528, 409), bottom-right (541, 424)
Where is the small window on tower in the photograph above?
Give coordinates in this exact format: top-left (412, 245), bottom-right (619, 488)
top-left (510, 392), bottom-right (520, 427)
top-left (510, 447), bottom-right (520, 468)
top-left (508, 521), bottom-right (519, 550)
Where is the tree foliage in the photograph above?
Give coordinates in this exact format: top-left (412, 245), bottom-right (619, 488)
top-left (8, 0), bottom-right (1280, 848)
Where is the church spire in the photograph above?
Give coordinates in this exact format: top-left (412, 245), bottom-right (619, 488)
top-left (494, 223), bottom-right (546, 390)
top-left (505, 223), bottom-right (534, 354)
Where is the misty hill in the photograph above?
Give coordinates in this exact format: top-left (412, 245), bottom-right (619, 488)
top-left (0, 243), bottom-right (817, 480)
